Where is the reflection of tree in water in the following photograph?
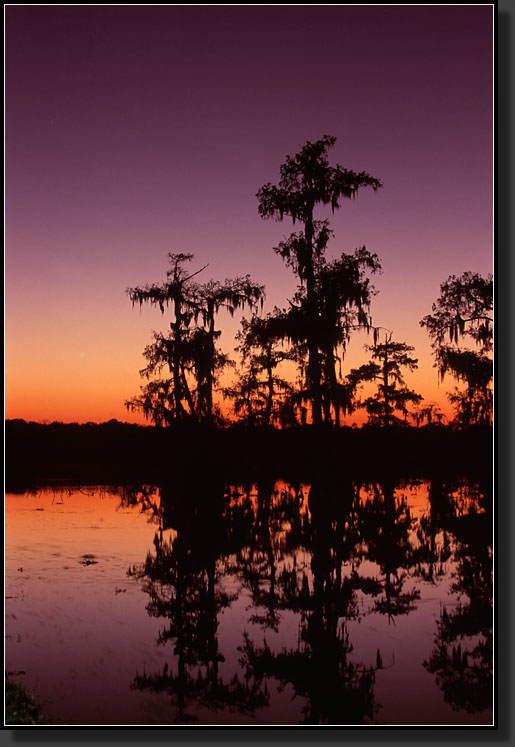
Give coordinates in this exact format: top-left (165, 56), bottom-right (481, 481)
top-left (240, 619), bottom-right (376, 725)
top-left (121, 471), bottom-right (491, 723)
top-left (120, 484), bottom-right (163, 526)
top-left (411, 480), bottom-right (452, 585)
top-left (235, 479), bottom-right (285, 632)
top-left (357, 480), bottom-right (420, 619)
top-left (237, 475), bottom-right (381, 724)
top-left (224, 479), bottom-right (311, 632)
top-left (125, 475), bottom-right (268, 723)
top-left (423, 480), bottom-right (492, 714)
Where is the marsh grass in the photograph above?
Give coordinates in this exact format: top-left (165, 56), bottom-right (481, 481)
top-left (5, 677), bottom-right (47, 725)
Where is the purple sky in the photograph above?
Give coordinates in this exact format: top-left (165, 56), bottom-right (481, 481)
top-left (6, 5), bottom-right (493, 423)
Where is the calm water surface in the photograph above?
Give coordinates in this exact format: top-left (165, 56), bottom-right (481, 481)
top-left (5, 476), bottom-right (492, 725)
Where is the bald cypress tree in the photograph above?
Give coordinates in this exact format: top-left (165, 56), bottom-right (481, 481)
top-left (126, 254), bottom-right (264, 426)
top-left (349, 333), bottom-right (422, 426)
top-left (421, 272), bottom-right (492, 427)
top-left (257, 136), bottom-right (382, 424)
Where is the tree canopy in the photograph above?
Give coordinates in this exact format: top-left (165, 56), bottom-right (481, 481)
top-left (126, 253), bottom-right (264, 426)
top-left (349, 333), bottom-right (422, 426)
top-left (256, 136), bottom-right (383, 425)
top-left (125, 141), bottom-right (492, 432)
top-left (421, 272), bottom-right (492, 427)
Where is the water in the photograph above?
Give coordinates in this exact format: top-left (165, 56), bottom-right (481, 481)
top-left (5, 476), bottom-right (493, 725)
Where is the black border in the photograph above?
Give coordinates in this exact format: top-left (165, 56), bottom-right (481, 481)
top-left (3, 1), bottom-right (509, 744)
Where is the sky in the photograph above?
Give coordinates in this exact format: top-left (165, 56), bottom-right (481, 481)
top-left (5, 5), bottom-right (494, 425)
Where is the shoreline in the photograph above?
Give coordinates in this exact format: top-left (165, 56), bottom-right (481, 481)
top-left (6, 419), bottom-right (493, 492)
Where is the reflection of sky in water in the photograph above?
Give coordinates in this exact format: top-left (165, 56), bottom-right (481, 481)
top-left (5, 481), bottom-right (492, 726)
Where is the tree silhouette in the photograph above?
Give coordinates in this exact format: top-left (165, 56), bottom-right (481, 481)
top-left (412, 402), bottom-right (445, 427)
top-left (226, 312), bottom-right (297, 426)
top-left (126, 254), bottom-right (264, 425)
top-left (259, 230), bottom-right (381, 427)
top-left (420, 272), bottom-right (492, 427)
top-left (126, 253), bottom-right (204, 424)
top-left (192, 278), bottom-right (264, 423)
top-left (257, 136), bottom-right (382, 425)
top-left (349, 332), bottom-right (422, 426)
top-left (302, 245), bottom-right (381, 425)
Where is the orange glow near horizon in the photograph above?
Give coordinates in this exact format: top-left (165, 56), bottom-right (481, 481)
top-left (5, 320), bottom-right (457, 426)
top-left (4, 368), bottom-right (455, 426)
top-left (4, 239), bottom-right (469, 428)
top-left (4, 288), bottom-right (457, 426)
top-left (4, 342), bottom-right (456, 426)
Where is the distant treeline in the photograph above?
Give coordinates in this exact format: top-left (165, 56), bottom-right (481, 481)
top-left (6, 418), bottom-right (492, 493)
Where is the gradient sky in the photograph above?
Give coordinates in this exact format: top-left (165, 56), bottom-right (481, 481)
top-left (5, 5), bottom-right (494, 425)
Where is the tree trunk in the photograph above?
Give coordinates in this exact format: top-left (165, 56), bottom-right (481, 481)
top-left (172, 291), bottom-right (186, 420)
top-left (265, 345), bottom-right (274, 426)
top-left (322, 347), bottom-right (340, 426)
top-left (304, 210), bottom-right (322, 425)
top-left (382, 344), bottom-right (390, 426)
top-left (205, 304), bottom-right (215, 424)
